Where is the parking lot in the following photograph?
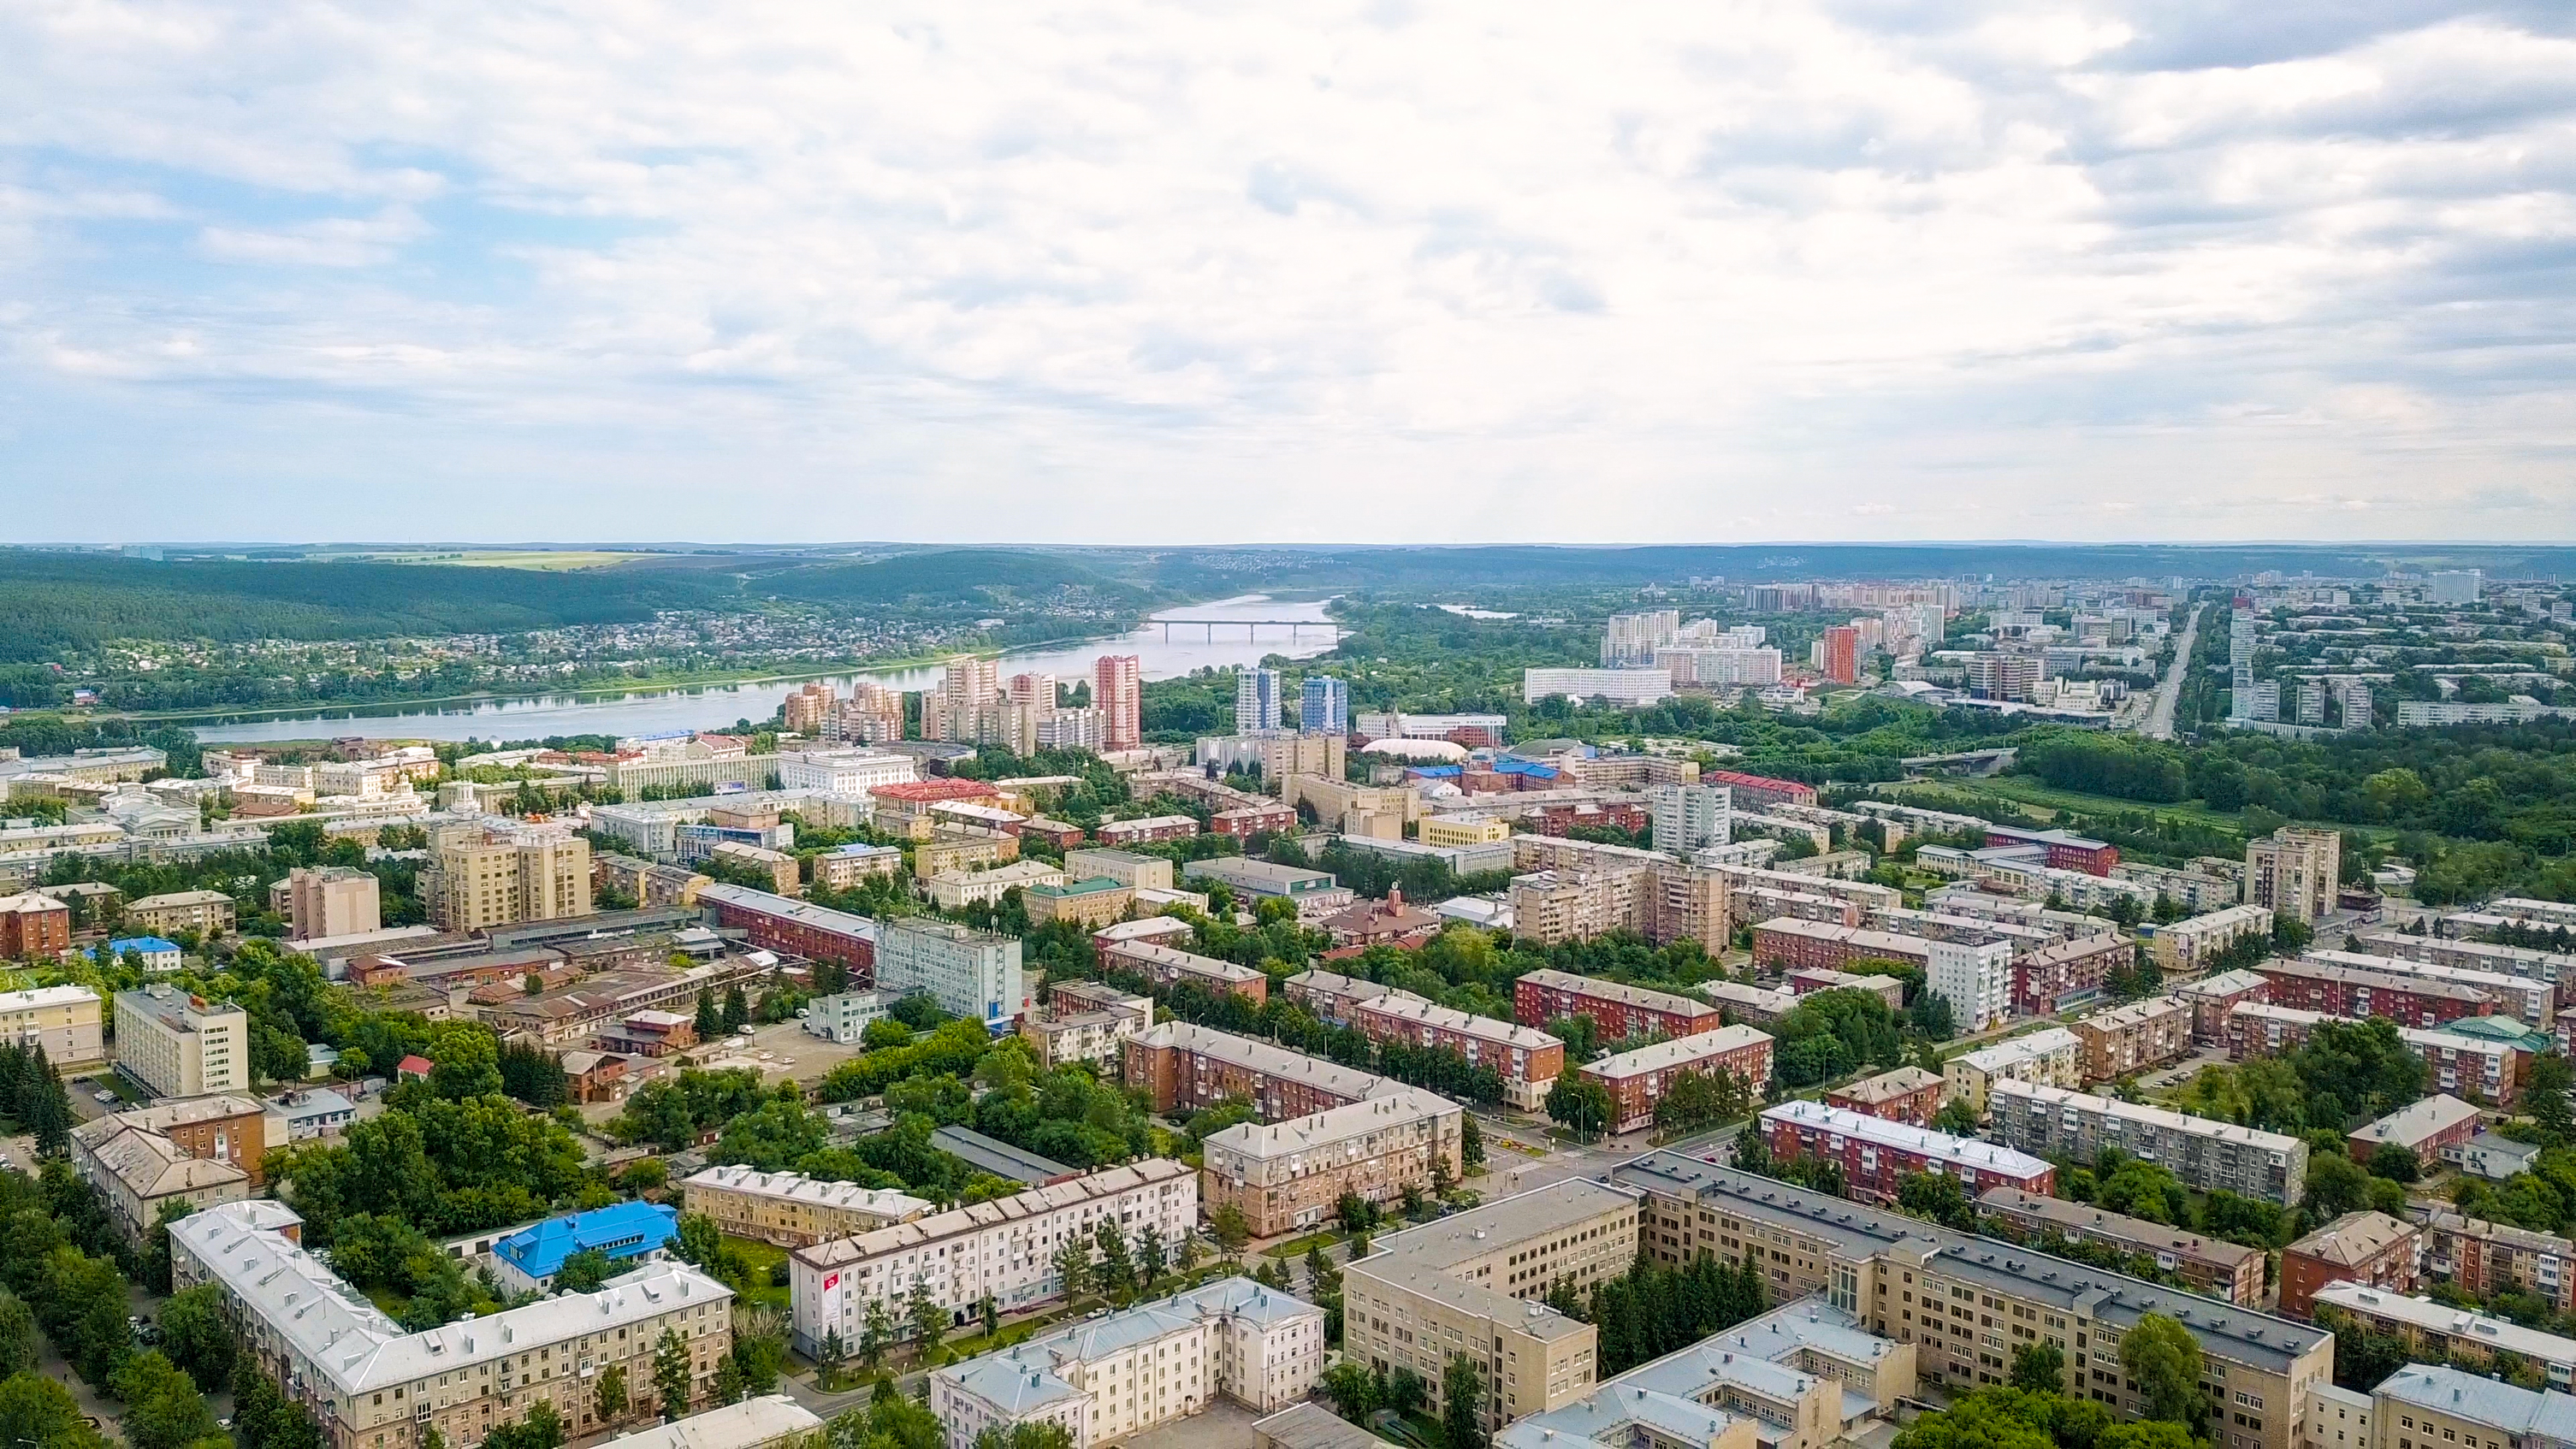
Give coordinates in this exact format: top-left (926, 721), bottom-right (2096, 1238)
top-left (692, 1018), bottom-right (875, 1084)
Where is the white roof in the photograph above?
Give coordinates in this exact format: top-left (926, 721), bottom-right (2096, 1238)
top-left (1761, 1101), bottom-right (2053, 1178)
top-left (2354, 1094), bottom-right (2484, 1150)
top-left (0, 984), bottom-right (98, 1011)
top-left (169, 1200), bottom-right (734, 1395)
top-left (1990, 1079), bottom-right (2307, 1153)
top-left (1584, 1026), bottom-right (1774, 1081)
top-left (1955, 1026), bottom-right (2079, 1073)
top-left (2317, 1284), bottom-right (2576, 1367)
top-left (1205, 1088), bottom-right (1456, 1162)
top-left (682, 1165), bottom-right (932, 1221)
top-left (605, 1395), bottom-right (822, 1449)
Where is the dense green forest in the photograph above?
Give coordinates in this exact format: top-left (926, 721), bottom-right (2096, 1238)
top-left (0, 548), bottom-right (1155, 659)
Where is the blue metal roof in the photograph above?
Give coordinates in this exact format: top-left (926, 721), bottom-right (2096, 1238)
top-left (492, 1201), bottom-right (679, 1279)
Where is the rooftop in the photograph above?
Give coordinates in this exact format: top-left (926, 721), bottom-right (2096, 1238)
top-left (682, 1167), bottom-right (933, 1221)
top-left (1832, 1066), bottom-right (1945, 1106)
top-left (1128, 1022), bottom-right (1407, 1101)
top-left (2354, 1095), bottom-right (2484, 1150)
top-left (1517, 967), bottom-right (1720, 1020)
top-left (1104, 938), bottom-right (1263, 982)
top-left (2286, 1211), bottom-right (2419, 1269)
top-left (795, 1159), bottom-right (1193, 1271)
top-left (2372, 1365), bottom-right (2576, 1442)
top-left (1584, 1026), bottom-right (1776, 1081)
top-left (693, 884), bottom-right (878, 939)
top-left (0, 983), bottom-right (101, 1012)
top-left (1762, 1100), bottom-right (2054, 1177)
top-left (2072, 994), bottom-right (2188, 1031)
top-left (1204, 1088), bottom-right (1456, 1162)
top-left (494, 1201), bottom-right (680, 1279)
top-left (1611, 1151), bottom-right (2329, 1374)
top-left (2317, 1284), bottom-right (2576, 1366)
top-left (1952, 1026), bottom-right (2082, 1073)
top-left (1350, 1178), bottom-right (1636, 1347)
top-left (1988, 1081), bottom-right (2308, 1153)
top-left (602, 1396), bottom-right (823, 1449)
top-left (936, 1276), bottom-right (1321, 1413)
top-left (930, 1125), bottom-right (1075, 1186)
top-left (1975, 1188), bottom-right (2262, 1269)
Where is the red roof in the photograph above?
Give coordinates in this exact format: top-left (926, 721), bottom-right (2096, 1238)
top-left (872, 779), bottom-right (1003, 802)
top-left (397, 1055), bottom-right (435, 1077)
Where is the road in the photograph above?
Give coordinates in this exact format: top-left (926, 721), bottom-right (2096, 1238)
top-left (2141, 603), bottom-right (2203, 741)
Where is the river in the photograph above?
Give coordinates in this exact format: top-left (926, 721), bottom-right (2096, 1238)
top-left (191, 595), bottom-right (1340, 744)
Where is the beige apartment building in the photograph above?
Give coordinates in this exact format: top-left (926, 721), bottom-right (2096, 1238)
top-left (2149, 903), bottom-right (2275, 975)
top-left (1943, 1026), bottom-right (2082, 1118)
top-left (1418, 815), bottom-right (1512, 849)
top-left (679, 1166), bottom-right (933, 1247)
top-left (1202, 1088), bottom-right (1463, 1238)
top-left (125, 890), bottom-right (238, 937)
top-left (421, 820), bottom-right (592, 932)
top-left (2070, 995), bottom-right (2191, 1082)
top-left (1613, 1152), bottom-right (2333, 1449)
top-left (174, 1200), bottom-right (734, 1449)
top-left (1063, 849), bottom-right (1175, 892)
top-left (276, 866), bottom-right (382, 943)
top-left (1343, 1180), bottom-right (1637, 1434)
top-left (115, 985), bottom-right (250, 1097)
top-left (0, 984), bottom-right (104, 1068)
top-left (2247, 827), bottom-right (2341, 922)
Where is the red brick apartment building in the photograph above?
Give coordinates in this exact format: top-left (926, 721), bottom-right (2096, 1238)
top-left (1702, 771), bottom-right (1818, 811)
top-left (2280, 1212), bottom-right (2419, 1321)
top-left (697, 884), bottom-right (876, 979)
top-left (2013, 934), bottom-right (2132, 1017)
top-left (1581, 1026), bottom-right (1774, 1134)
top-left (1760, 1101), bottom-right (2054, 1204)
top-left (0, 893), bottom-right (71, 959)
top-left (1122, 1020), bottom-right (1395, 1118)
top-left (1534, 801), bottom-right (1649, 837)
top-left (2253, 959), bottom-right (2494, 1027)
top-left (2176, 969), bottom-right (2271, 1044)
top-left (1752, 919), bottom-right (1933, 974)
top-left (1211, 802), bottom-right (1296, 839)
top-left (1824, 1067), bottom-right (1945, 1127)
top-left (1342, 991), bottom-right (1563, 1110)
top-left (1982, 826), bottom-right (2120, 876)
top-left (2423, 1210), bottom-right (2576, 1316)
top-left (1100, 938), bottom-right (1269, 1004)
top-left (1513, 968), bottom-right (1724, 1041)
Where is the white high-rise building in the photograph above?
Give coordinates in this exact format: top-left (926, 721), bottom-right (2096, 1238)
top-left (2428, 571), bottom-right (2484, 606)
top-left (1644, 783), bottom-right (1732, 853)
top-left (2230, 608), bottom-right (2259, 721)
top-left (874, 917), bottom-right (1027, 1025)
top-left (1300, 676), bottom-right (1348, 734)
top-left (1927, 938), bottom-right (2012, 1033)
top-left (1601, 611), bottom-right (1681, 666)
top-left (1235, 668), bottom-right (1284, 734)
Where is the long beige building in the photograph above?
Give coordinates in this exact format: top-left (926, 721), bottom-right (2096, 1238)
top-left (1612, 1152), bottom-right (2333, 1449)
top-left (679, 1166), bottom-right (934, 1248)
top-left (125, 889), bottom-right (239, 937)
top-left (1942, 1026), bottom-right (2081, 1118)
top-left (173, 1199), bottom-right (735, 1449)
top-left (114, 985), bottom-right (249, 1097)
top-left (790, 1160), bottom-right (1198, 1358)
top-left (1343, 1179), bottom-right (1637, 1434)
top-left (1201, 1088), bottom-right (1462, 1238)
top-left (0, 983), bottom-right (104, 1068)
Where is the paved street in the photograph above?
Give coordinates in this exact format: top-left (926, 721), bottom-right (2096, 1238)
top-left (2141, 602), bottom-right (2202, 741)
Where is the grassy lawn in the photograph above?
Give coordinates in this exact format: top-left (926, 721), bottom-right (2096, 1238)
top-left (725, 1234), bottom-right (792, 1310)
top-left (1262, 1230), bottom-right (1344, 1260)
top-left (77, 1073), bottom-right (151, 1106)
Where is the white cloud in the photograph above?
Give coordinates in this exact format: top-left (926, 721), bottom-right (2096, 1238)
top-left (0, 0), bottom-right (2571, 541)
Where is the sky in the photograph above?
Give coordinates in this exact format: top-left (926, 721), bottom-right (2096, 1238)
top-left (3, 0), bottom-right (2573, 545)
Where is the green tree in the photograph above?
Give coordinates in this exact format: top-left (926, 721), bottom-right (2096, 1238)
top-left (554, 1246), bottom-right (615, 1293)
top-left (1441, 1353), bottom-right (1486, 1449)
top-left (157, 1284), bottom-right (235, 1393)
top-left (1210, 1204), bottom-right (1250, 1251)
top-left (483, 1403), bottom-right (566, 1449)
top-left (1897, 1173), bottom-right (1975, 1232)
top-left (861, 1300), bottom-right (892, 1368)
top-left (1093, 1220), bottom-right (1134, 1297)
top-left (110, 1351), bottom-right (217, 1449)
top-left (1137, 1227), bottom-right (1166, 1287)
top-left (0, 1291), bottom-right (37, 1379)
top-left (0, 1371), bottom-right (105, 1449)
top-left (2365, 1144), bottom-right (2419, 1184)
top-left (2304, 1154), bottom-right (2372, 1222)
top-left (2008, 1341), bottom-right (2064, 1393)
top-left (2529, 1052), bottom-right (2575, 1148)
top-left (1461, 1115), bottom-right (1484, 1170)
top-left (1545, 1073), bottom-right (1612, 1139)
top-left (1055, 1239), bottom-right (1093, 1299)
top-left (594, 1363), bottom-right (628, 1424)
top-left (909, 1281), bottom-right (947, 1355)
top-left (652, 1328), bottom-right (695, 1416)
top-left (694, 989), bottom-right (723, 1042)
top-left (2120, 1312), bottom-right (2206, 1432)
top-left (1321, 1361), bottom-right (1380, 1421)
top-left (713, 1356), bottom-right (745, 1406)
top-left (722, 987), bottom-right (750, 1034)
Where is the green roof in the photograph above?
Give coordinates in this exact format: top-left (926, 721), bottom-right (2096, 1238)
top-left (1027, 876), bottom-right (1126, 898)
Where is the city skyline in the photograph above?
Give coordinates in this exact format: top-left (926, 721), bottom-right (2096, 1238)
top-left (5, 2), bottom-right (2572, 543)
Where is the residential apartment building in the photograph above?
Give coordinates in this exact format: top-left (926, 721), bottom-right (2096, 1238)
top-left (1418, 815), bottom-right (1511, 849)
top-left (932, 1277), bottom-right (1324, 1449)
top-left (710, 842), bottom-right (801, 897)
top-left (1975, 1189), bottom-right (2265, 1307)
top-left (1289, 979), bottom-right (1563, 1110)
top-left (1645, 783), bottom-right (1733, 853)
top-left (1512, 968), bottom-right (1723, 1043)
top-left (2224, 1004), bottom-right (2525, 1106)
top-left (73, 1112), bottom-right (251, 1244)
top-left (1097, 655), bottom-right (1142, 752)
top-left (1987, 1080), bottom-right (2308, 1206)
top-left (2070, 995), bottom-right (2190, 1082)
top-left (1302, 677), bottom-right (1348, 734)
top-left (2011, 934), bottom-right (2130, 1017)
top-left (176, 1200), bottom-right (735, 1446)
top-left (810, 843), bottom-right (903, 891)
top-left (2366, 1368), bottom-right (2576, 1449)
top-left (1943, 1027), bottom-right (2082, 1118)
top-left (1203, 1089), bottom-right (1463, 1238)
top-left (1701, 771), bottom-right (1818, 811)
top-left (1017, 982), bottom-right (1153, 1070)
top-left (2254, 958), bottom-right (2493, 1027)
top-left (420, 820), bottom-right (592, 932)
top-left (1122, 1022), bottom-right (1405, 1118)
top-left (774, 748), bottom-right (917, 796)
top-left (1064, 849), bottom-right (1175, 892)
top-left (2309, 1286), bottom-right (2576, 1382)
top-left (1522, 668), bottom-right (1674, 707)
top-left (2355, 930), bottom-right (2576, 991)
top-left (126, 889), bottom-right (239, 937)
top-left (0, 891), bottom-right (71, 958)
top-left (1582, 1027), bottom-right (1777, 1134)
top-left (1753, 919), bottom-right (1934, 974)
top-left (2279, 1212), bottom-right (2419, 1322)
top-left (1929, 937), bottom-right (2014, 1034)
top-left (875, 916), bottom-right (1027, 1025)
top-left (2143, 903), bottom-right (2273, 976)
top-left (1788, 967), bottom-right (1906, 1011)
top-left (2420, 1210), bottom-right (2576, 1316)
top-left (278, 866), bottom-right (382, 943)
top-left (2350, 1095), bottom-right (2484, 1165)
top-left (1826, 1067), bottom-right (1945, 1128)
top-left (789, 1159), bottom-right (1197, 1356)
top-left (2305, 949), bottom-right (2553, 1026)
top-left (2247, 828), bottom-right (2341, 922)
top-left (1343, 1180), bottom-right (1635, 1434)
top-left (1611, 1152), bottom-right (2334, 1443)
top-left (0, 983), bottom-right (104, 1068)
top-left (115, 985), bottom-right (249, 1097)
top-left (1760, 1101), bottom-right (2055, 1204)
top-left (1181, 858), bottom-right (1353, 920)
top-left (679, 1166), bottom-right (933, 1248)
top-left (2179, 968), bottom-right (2272, 1044)
top-left (1023, 878), bottom-right (1136, 930)
top-left (1106, 938), bottom-right (1267, 1002)
top-left (1703, 979), bottom-right (1802, 1028)
top-left (925, 860), bottom-right (1067, 911)
top-left (697, 884), bottom-right (877, 979)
